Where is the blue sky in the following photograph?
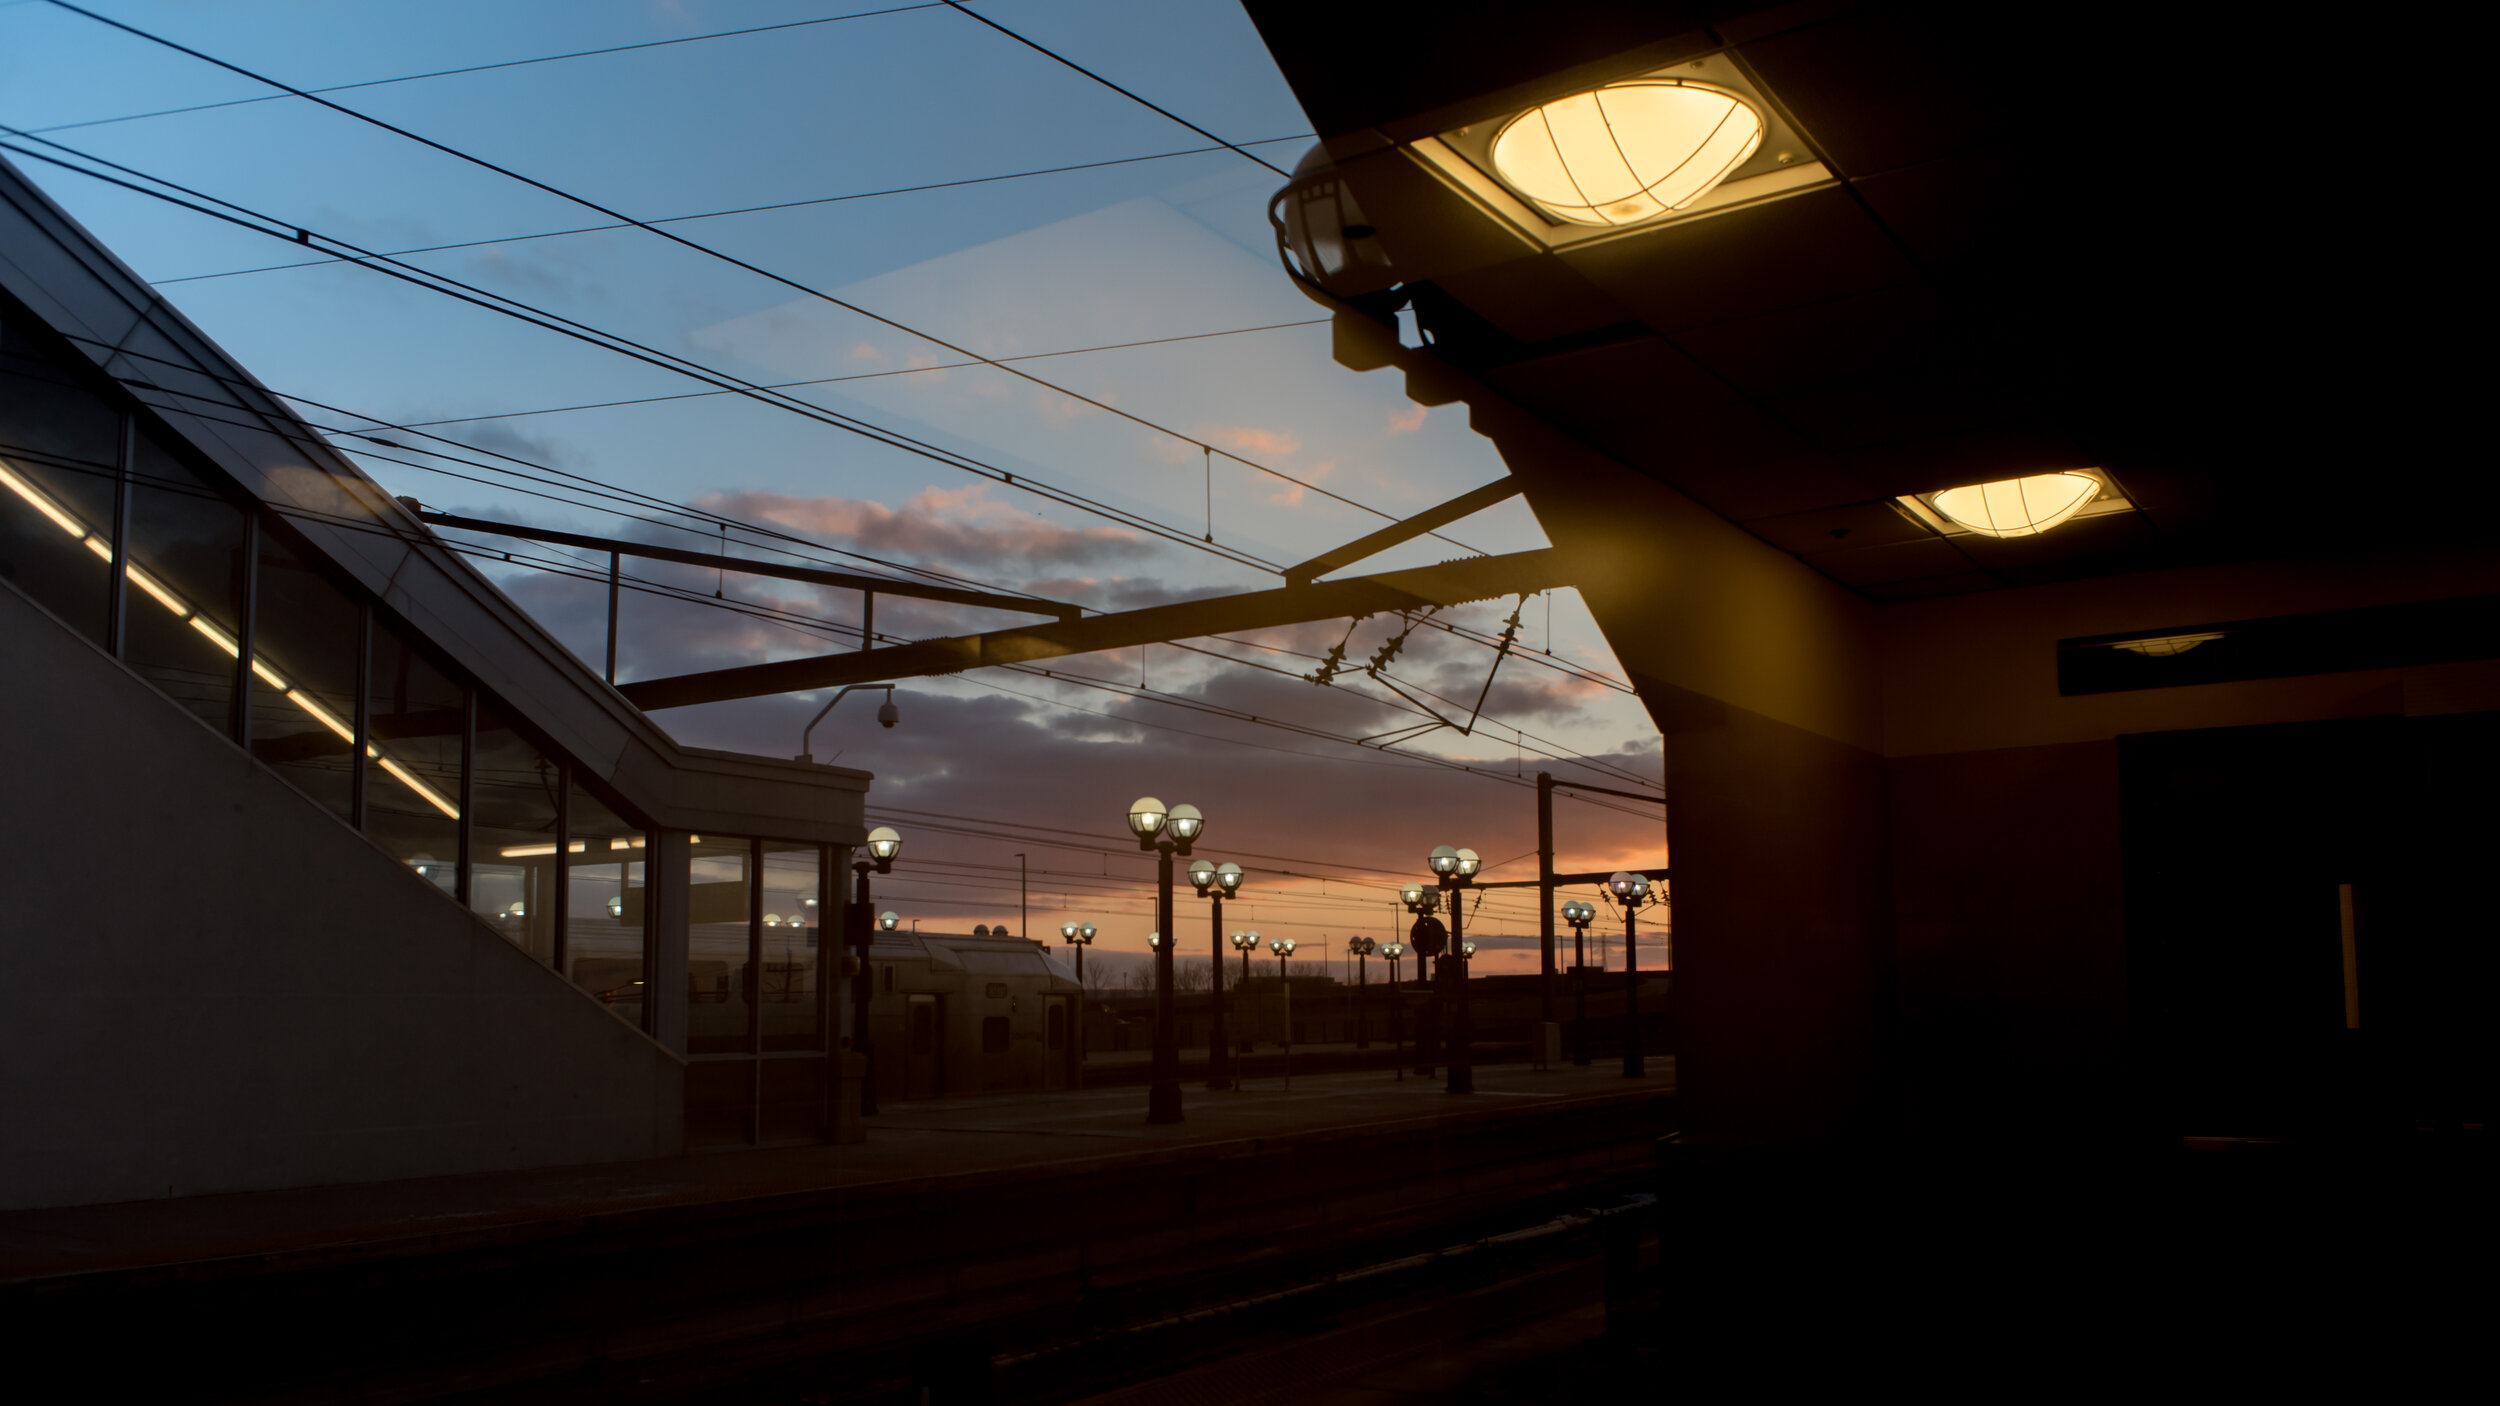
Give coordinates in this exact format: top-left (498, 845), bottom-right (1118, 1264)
top-left (3, 0), bottom-right (1668, 962)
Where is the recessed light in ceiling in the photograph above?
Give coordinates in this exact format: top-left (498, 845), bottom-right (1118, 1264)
top-left (1401, 53), bottom-right (1830, 253)
top-left (1925, 472), bottom-right (2104, 538)
top-left (1488, 80), bottom-right (1764, 228)
top-left (2111, 631), bottom-right (2226, 656)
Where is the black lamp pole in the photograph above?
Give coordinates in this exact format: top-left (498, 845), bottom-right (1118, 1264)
top-left (1194, 862), bottom-right (1242, 1091)
top-left (1567, 902), bottom-right (1593, 1067)
top-left (849, 825), bottom-right (900, 1116)
top-left (1131, 799), bottom-right (1199, 1126)
top-left (1602, 875), bottom-right (1654, 1079)
top-left (1441, 876), bottom-right (1474, 1097)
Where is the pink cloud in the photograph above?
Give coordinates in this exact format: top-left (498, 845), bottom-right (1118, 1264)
top-left (1387, 404), bottom-right (1427, 435)
top-left (1205, 425), bottom-right (1301, 456)
top-left (699, 484), bottom-right (1158, 571)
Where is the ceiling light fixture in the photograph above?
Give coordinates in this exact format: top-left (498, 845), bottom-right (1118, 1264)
top-left (1490, 80), bottom-right (1763, 228)
top-left (1926, 473), bottom-right (2104, 538)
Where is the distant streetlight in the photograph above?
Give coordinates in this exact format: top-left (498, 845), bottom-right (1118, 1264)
top-left (1380, 941), bottom-right (1407, 1077)
top-left (1562, 900), bottom-right (1596, 1067)
top-left (1347, 935), bottom-right (1377, 1048)
top-left (1229, 929), bottom-right (1259, 1064)
top-left (1601, 872), bottom-right (1663, 1078)
top-left (1428, 846), bottom-right (1483, 1095)
top-left (1400, 881), bottom-right (1444, 1079)
top-left (849, 827), bottom-right (902, 1115)
top-left (1190, 859), bottom-right (1246, 1090)
top-left (1269, 935), bottom-right (1299, 1090)
top-left (1127, 797), bottom-right (1201, 1124)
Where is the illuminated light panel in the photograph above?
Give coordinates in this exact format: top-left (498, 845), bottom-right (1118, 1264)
top-left (498, 840), bottom-right (589, 858)
top-left (1490, 80), bottom-right (1764, 228)
top-left (1928, 473), bottom-right (2103, 538)
top-left (2113, 632), bottom-right (2226, 657)
top-left (7, 451), bottom-right (462, 821)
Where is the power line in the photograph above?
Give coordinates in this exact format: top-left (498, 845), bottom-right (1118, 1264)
top-left (33, 2), bottom-right (1476, 556)
top-left (935, 2), bottom-right (1291, 178)
top-left (148, 138), bottom-right (1315, 286)
top-left (378, 319), bottom-right (1330, 428)
top-left (20, 4), bottom-right (947, 136)
top-left (1, 131), bottom-right (1285, 574)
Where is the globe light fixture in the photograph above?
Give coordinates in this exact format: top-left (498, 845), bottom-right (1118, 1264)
top-left (1400, 881), bottom-right (1426, 908)
top-left (1231, 930), bottom-right (1257, 953)
top-left (877, 910), bottom-right (899, 931)
top-left (1459, 939), bottom-right (1477, 958)
top-left (1454, 848), bottom-right (1481, 879)
top-left (1165, 803), bottom-right (1204, 844)
top-left (1269, 936), bottom-right (1296, 957)
top-left (1607, 871), bottom-right (1638, 900)
top-left (1062, 920), bottom-right (1080, 941)
top-left (1081, 922), bottom-right (1097, 941)
top-left (1929, 473), bottom-right (2102, 539)
top-left (1127, 796), bottom-right (1168, 842)
top-left (1148, 932), bottom-right (1162, 950)
top-left (1188, 858), bottom-right (1217, 894)
top-left (1429, 844), bottom-right (1461, 877)
top-left (865, 826), bottom-right (902, 865)
top-left (606, 895), bottom-right (624, 919)
top-left (1490, 79), bottom-right (1764, 229)
top-left (1216, 862), bottom-right (1244, 895)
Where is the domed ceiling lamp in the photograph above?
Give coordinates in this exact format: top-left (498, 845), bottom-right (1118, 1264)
top-left (1490, 80), bottom-right (1763, 228)
top-left (1925, 473), bottom-right (2105, 538)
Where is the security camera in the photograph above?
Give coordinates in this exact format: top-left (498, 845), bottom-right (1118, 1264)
top-left (876, 698), bottom-right (900, 729)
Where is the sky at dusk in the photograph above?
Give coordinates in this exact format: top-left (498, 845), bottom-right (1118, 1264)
top-left (1, 0), bottom-right (1669, 968)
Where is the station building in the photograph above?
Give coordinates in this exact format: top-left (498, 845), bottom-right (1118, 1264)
top-left (0, 156), bottom-right (877, 1209)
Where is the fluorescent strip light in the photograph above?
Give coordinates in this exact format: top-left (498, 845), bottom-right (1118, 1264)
top-left (7, 453), bottom-right (461, 819)
top-left (374, 751), bottom-right (460, 819)
top-left (498, 840), bottom-right (587, 858)
top-left (0, 458), bottom-right (88, 536)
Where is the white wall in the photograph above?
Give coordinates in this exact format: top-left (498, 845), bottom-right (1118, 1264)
top-left (0, 581), bottom-right (683, 1211)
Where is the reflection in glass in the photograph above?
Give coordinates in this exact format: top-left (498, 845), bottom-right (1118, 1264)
top-left (248, 531), bottom-right (360, 823)
top-left (0, 312), bottom-right (123, 471)
top-left (368, 621), bottom-right (463, 895)
top-left (688, 834), bottom-right (754, 1055)
top-left (471, 704), bottom-right (560, 964)
top-left (761, 842), bottom-right (823, 1052)
top-left (123, 433), bottom-right (246, 735)
top-left (0, 448), bottom-right (115, 649)
top-left (567, 780), bottom-right (647, 1025)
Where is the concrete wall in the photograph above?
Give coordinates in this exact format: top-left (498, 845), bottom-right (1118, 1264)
top-left (1875, 544), bottom-right (2500, 1141)
top-left (0, 580), bottom-right (684, 1211)
top-left (1442, 348), bottom-right (1893, 1146)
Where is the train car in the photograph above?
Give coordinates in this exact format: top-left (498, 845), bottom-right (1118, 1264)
top-left (860, 929), bottom-right (1082, 1101)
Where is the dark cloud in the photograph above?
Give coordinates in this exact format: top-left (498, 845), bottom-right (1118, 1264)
top-left (705, 485), bottom-right (1162, 575)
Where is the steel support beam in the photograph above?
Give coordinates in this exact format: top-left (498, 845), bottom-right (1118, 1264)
top-left (620, 547), bottom-right (1574, 711)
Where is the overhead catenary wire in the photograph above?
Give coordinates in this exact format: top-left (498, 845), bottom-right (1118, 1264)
top-left (33, 2), bottom-right (1481, 558)
top-left (19, 4), bottom-right (951, 136)
top-left (148, 139), bottom-right (1317, 287)
top-left (0, 131), bottom-right (1290, 576)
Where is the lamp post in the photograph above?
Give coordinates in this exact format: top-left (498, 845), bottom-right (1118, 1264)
top-left (794, 683), bottom-right (898, 763)
top-left (1380, 941), bottom-right (1406, 1076)
top-left (1562, 900), bottom-right (1595, 1066)
top-left (847, 826), bottom-right (901, 1115)
top-left (1400, 881), bottom-right (1443, 1078)
top-left (1602, 872), bottom-right (1661, 1078)
top-left (1346, 935), bottom-right (1376, 1047)
top-left (1127, 797), bottom-right (1201, 1125)
top-left (1058, 919), bottom-right (1097, 990)
top-left (1269, 935), bottom-right (1298, 1090)
top-left (1229, 929), bottom-right (1259, 1065)
top-left (1429, 845), bottom-right (1483, 1096)
top-left (1190, 860), bottom-right (1245, 1090)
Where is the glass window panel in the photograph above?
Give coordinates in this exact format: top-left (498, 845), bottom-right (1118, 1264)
top-left (122, 433), bottom-right (246, 734)
top-left (247, 529), bottom-right (360, 823)
top-left (0, 446), bottom-right (115, 648)
top-left (566, 780), bottom-right (648, 1025)
top-left (471, 703), bottom-right (560, 965)
top-left (760, 842), bottom-right (823, 1052)
top-left (0, 313), bottom-right (122, 470)
top-left (367, 621), bottom-right (463, 895)
top-left (687, 834), bottom-right (754, 1055)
